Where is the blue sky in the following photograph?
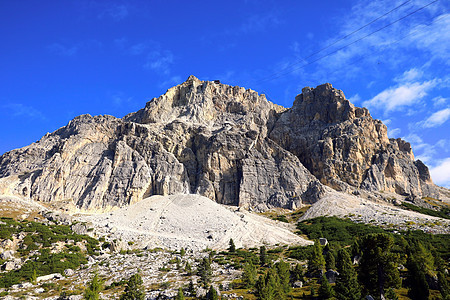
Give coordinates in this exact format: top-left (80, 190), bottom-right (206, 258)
top-left (0, 0), bottom-right (449, 187)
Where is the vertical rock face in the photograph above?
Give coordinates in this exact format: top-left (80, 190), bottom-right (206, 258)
top-left (0, 77), bottom-right (443, 211)
top-left (0, 76), bottom-right (324, 211)
top-left (270, 83), bottom-right (439, 198)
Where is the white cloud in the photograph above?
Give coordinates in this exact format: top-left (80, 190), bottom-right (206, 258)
top-left (408, 13), bottom-right (450, 64)
top-left (387, 127), bottom-right (401, 138)
top-left (348, 94), bottom-right (361, 104)
top-left (240, 13), bottom-right (282, 34)
top-left (363, 80), bottom-right (437, 113)
top-left (99, 4), bottom-right (129, 21)
top-left (429, 157), bottom-right (450, 188)
top-left (159, 76), bottom-right (182, 89)
top-left (144, 50), bottom-right (174, 75)
top-left (432, 96), bottom-right (447, 106)
top-left (394, 68), bottom-right (423, 83)
top-left (2, 103), bottom-right (46, 120)
top-left (47, 40), bottom-right (102, 57)
top-left (436, 139), bottom-right (449, 151)
top-left (48, 43), bottom-right (78, 56)
top-left (129, 43), bottom-right (148, 55)
top-left (421, 108), bottom-right (450, 128)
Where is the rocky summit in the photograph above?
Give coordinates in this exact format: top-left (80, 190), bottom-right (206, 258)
top-left (0, 76), bottom-right (445, 212)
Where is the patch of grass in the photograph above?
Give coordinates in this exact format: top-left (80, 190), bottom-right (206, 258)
top-left (402, 202), bottom-right (450, 220)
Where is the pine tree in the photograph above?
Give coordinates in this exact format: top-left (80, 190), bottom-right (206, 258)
top-left (180, 247), bottom-right (186, 256)
top-left (309, 240), bottom-right (326, 277)
top-left (291, 263), bottom-right (303, 283)
top-left (242, 260), bottom-right (258, 288)
top-left (187, 280), bottom-right (195, 297)
top-left (407, 258), bottom-right (429, 300)
top-left (30, 269), bottom-right (37, 285)
top-left (260, 246), bottom-right (267, 266)
top-left (206, 285), bottom-right (219, 300)
top-left (255, 268), bottom-right (280, 300)
top-left (359, 233), bottom-right (401, 299)
top-left (385, 287), bottom-right (399, 300)
top-left (197, 257), bottom-right (212, 287)
top-left (325, 251), bottom-right (336, 270)
top-left (185, 261), bottom-right (192, 275)
top-left (318, 274), bottom-right (334, 299)
top-left (175, 287), bottom-right (185, 300)
top-left (84, 273), bottom-right (103, 300)
top-left (229, 238), bottom-right (236, 253)
top-left (335, 248), bottom-right (361, 300)
top-left (276, 260), bottom-right (291, 295)
top-left (120, 273), bottom-right (145, 300)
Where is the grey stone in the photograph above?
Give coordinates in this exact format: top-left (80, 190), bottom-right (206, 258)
top-left (64, 268), bottom-right (75, 276)
top-left (0, 250), bottom-right (14, 260)
top-left (0, 77), bottom-right (445, 212)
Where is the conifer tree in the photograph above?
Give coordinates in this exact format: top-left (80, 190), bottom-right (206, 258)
top-left (260, 246), bottom-right (267, 266)
top-left (318, 274), bottom-right (334, 299)
top-left (30, 269), bottom-right (37, 285)
top-left (276, 260), bottom-right (291, 295)
top-left (175, 287), bottom-right (185, 300)
top-left (187, 280), bottom-right (195, 297)
top-left (84, 272), bottom-right (103, 300)
top-left (255, 268), bottom-right (281, 300)
top-left (197, 257), bottom-right (212, 287)
top-left (185, 261), bottom-right (192, 275)
top-left (407, 258), bottom-right (429, 300)
top-left (335, 248), bottom-right (361, 300)
top-left (385, 287), bottom-right (399, 300)
top-left (291, 263), bottom-right (303, 283)
top-left (359, 233), bottom-right (400, 298)
top-left (206, 285), bottom-right (219, 300)
top-left (120, 273), bottom-right (145, 300)
top-left (242, 260), bottom-right (258, 288)
top-left (309, 240), bottom-right (326, 277)
top-left (325, 250), bottom-right (336, 270)
top-left (228, 238), bottom-right (236, 253)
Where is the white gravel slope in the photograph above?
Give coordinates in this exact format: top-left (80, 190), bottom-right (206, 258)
top-left (82, 194), bottom-right (312, 251)
top-left (301, 191), bottom-right (450, 234)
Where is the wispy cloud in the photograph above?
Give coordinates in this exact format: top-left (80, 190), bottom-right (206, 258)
top-left (387, 127), bottom-right (401, 138)
top-left (240, 12), bottom-right (282, 34)
top-left (394, 68), bottom-right (423, 83)
top-left (276, 1), bottom-right (449, 84)
top-left (429, 157), bottom-right (450, 188)
top-left (2, 103), bottom-right (46, 120)
top-left (144, 50), bottom-right (174, 75)
top-left (363, 80), bottom-right (437, 113)
top-left (159, 76), bottom-right (182, 89)
top-left (432, 96), bottom-right (447, 107)
top-left (47, 40), bottom-right (102, 57)
top-left (420, 108), bottom-right (450, 128)
top-left (98, 4), bottom-right (129, 21)
top-left (48, 43), bottom-right (78, 56)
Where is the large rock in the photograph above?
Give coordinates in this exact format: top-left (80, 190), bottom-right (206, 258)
top-left (270, 83), bottom-right (440, 198)
top-left (0, 78), bottom-right (444, 211)
top-left (0, 76), bottom-right (323, 211)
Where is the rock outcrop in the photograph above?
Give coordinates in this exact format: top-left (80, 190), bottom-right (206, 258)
top-left (0, 76), bottom-right (323, 211)
top-left (270, 83), bottom-right (439, 198)
top-left (0, 77), bottom-right (443, 211)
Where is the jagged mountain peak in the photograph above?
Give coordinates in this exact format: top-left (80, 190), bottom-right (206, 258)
top-left (0, 79), bottom-right (445, 212)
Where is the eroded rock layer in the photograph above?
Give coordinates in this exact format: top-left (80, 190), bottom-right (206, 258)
top-left (0, 77), bottom-right (442, 211)
top-left (270, 83), bottom-right (439, 197)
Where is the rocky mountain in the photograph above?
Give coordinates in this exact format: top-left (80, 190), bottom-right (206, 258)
top-left (0, 76), bottom-right (443, 211)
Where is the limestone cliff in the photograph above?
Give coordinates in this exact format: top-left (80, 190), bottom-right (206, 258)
top-left (270, 83), bottom-right (439, 198)
top-left (0, 77), bottom-right (443, 211)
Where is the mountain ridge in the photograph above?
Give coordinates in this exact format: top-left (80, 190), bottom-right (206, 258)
top-left (0, 76), bottom-right (445, 212)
